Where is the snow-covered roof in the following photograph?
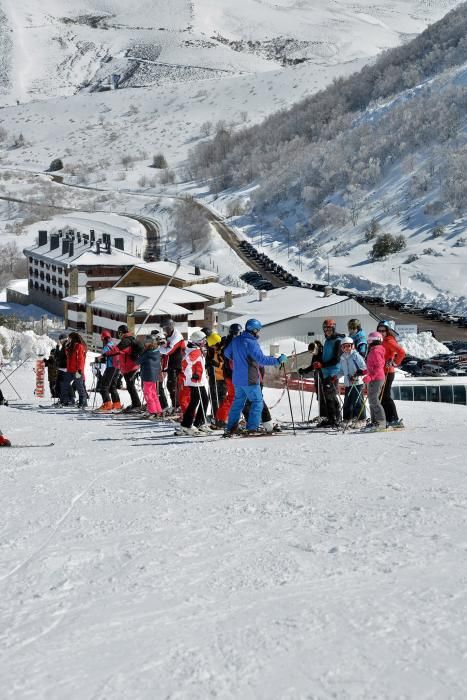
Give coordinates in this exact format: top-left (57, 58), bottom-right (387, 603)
top-left (90, 288), bottom-right (190, 317)
top-left (213, 286), bottom-right (349, 326)
top-left (188, 282), bottom-right (246, 299)
top-left (62, 294), bottom-right (86, 304)
top-left (126, 261), bottom-right (217, 283)
top-left (6, 279), bottom-right (29, 293)
top-left (24, 236), bottom-right (140, 267)
top-left (116, 285), bottom-right (209, 304)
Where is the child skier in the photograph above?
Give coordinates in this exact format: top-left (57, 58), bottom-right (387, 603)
top-left (138, 336), bottom-right (163, 419)
top-left (175, 330), bottom-right (210, 436)
top-left (339, 337), bottom-right (367, 425)
top-left (362, 331), bottom-right (386, 432)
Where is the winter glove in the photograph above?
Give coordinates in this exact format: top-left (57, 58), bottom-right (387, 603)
top-left (74, 371), bottom-right (81, 379)
top-left (312, 361), bottom-right (322, 370)
top-left (363, 374), bottom-right (370, 384)
top-left (385, 360), bottom-right (394, 368)
top-left (277, 354), bottom-right (288, 365)
top-left (298, 367), bottom-right (305, 375)
top-left (192, 373), bottom-right (200, 381)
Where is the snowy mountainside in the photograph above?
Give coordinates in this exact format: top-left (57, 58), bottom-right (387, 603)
top-left (0, 0), bottom-right (462, 105)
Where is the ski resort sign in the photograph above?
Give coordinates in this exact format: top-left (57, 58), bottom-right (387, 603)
top-left (396, 324), bottom-right (418, 336)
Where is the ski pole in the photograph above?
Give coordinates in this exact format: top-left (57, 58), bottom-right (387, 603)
top-left (282, 364), bottom-right (296, 436)
top-left (90, 367), bottom-right (97, 409)
top-left (196, 385), bottom-right (208, 426)
top-left (306, 382), bottom-right (315, 422)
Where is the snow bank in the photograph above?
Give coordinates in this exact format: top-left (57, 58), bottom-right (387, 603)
top-left (398, 331), bottom-right (450, 359)
top-left (0, 327), bottom-right (55, 363)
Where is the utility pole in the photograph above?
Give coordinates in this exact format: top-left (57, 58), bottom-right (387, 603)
top-left (392, 266), bottom-right (402, 286)
top-left (327, 254), bottom-right (330, 285)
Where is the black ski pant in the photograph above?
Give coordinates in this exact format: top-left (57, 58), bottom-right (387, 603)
top-left (181, 385), bottom-right (209, 428)
top-left (158, 381), bottom-right (169, 410)
top-left (124, 371), bottom-right (141, 408)
top-left (343, 384), bottom-right (366, 420)
top-left (380, 372), bottom-right (399, 423)
top-left (56, 370), bottom-right (75, 404)
top-left (60, 372), bottom-right (87, 407)
top-left (208, 374), bottom-right (227, 418)
top-left (321, 376), bottom-right (341, 424)
top-left (314, 371), bottom-right (327, 417)
top-left (166, 369), bottom-right (180, 409)
top-left (100, 367), bottom-right (120, 404)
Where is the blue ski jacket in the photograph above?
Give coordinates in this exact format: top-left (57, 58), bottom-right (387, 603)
top-left (321, 334), bottom-right (342, 378)
top-left (350, 329), bottom-right (368, 358)
top-left (223, 330), bottom-right (279, 386)
top-left (102, 340), bottom-right (118, 369)
top-left (138, 348), bottom-right (161, 383)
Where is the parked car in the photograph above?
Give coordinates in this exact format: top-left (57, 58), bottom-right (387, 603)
top-left (448, 368), bottom-right (467, 376)
top-left (420, 364), bottom-right (448, 377)
top-left (457, 316), bottom-right (467, 327)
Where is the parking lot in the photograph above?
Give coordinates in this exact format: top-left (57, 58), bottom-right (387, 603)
top-left (362, 301), bottom-right (467, 342)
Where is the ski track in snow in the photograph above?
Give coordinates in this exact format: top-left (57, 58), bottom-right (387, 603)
top-left (0, 368), bottom-right (467, 697)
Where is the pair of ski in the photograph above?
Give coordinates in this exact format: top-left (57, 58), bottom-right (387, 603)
top-left (4, 442), bottom-right (55, 449)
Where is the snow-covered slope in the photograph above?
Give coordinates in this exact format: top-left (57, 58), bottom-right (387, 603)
top-left (0, 361), bottom-right (466, 698)
top-left (0, 1), bottom-right (462, 105)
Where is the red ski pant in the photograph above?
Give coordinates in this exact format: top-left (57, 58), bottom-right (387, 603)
top-left (216, 377), bottom-right (234, 423)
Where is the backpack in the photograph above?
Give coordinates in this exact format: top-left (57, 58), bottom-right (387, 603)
top-left (130, 338), bottom-right (144, 361)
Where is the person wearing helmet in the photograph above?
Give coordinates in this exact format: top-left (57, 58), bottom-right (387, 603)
top-left (159, 318), bottom-right (186, 412)
top-left (43, 346), bottom-right (59, 399)
top-left (376, 320), bottom-right (406, 428)
top-left (298, 340), bottom-right (326, 418)
top-left (361, 331), bottom-right (386, 431)
top-left (205, 332), bottom-right (226, 424)
top-left (216, 323), bottom-right (243, 427)
top-left (175, 330), bottom-right (209, 435)
top-left (105, 325), bottom-right (143, 412)
top-left (223, 318), bottom-right (287, 436)
top-left (138, 336), bottom-right (163, 418)
top-left (339, 337), bottom-right (367, 425)
top-left (315, 319), bottom-right (342, 428)
top-left (95, 330), bottom-right (122, 412)
top-left (347, 319), bottom-right (367, 358)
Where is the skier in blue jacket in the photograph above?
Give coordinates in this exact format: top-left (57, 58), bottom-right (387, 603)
top-left (347, 319), bottom-right (368, 358)
top-left (223, 318), bottom-right (287, 436)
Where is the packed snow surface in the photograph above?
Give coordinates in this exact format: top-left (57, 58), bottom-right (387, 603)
top-left (0, 363), bottom-right (466, 698)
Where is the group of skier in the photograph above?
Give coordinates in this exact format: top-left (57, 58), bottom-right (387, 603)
top-left (298, 317), bottom-right (406, 431)
top-left (0, 313), bottom-right (407, 446)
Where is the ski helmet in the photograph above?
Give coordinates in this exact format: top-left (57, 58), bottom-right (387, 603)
top-left (347, 318), bottom-right (361, 331)
top-left (162, 319), bottom-right (174, 333)
top-left (368, 331), bottom-right (383, 344)
top-left (229, 323), bottom-right (243, 336)
top-left (377, 319), bottom-right (398, 336)
top-left (117, 324), bottom-right (128, 334)
top-left (200, 326), bottom-right (212, 337)
top-left (322, 319), bottom-right (336, 330)
top-left (190, 329), bottom-right (206, 345)
top-left (245, 318), bottom-right (262, 333)
top-left (101, 330), bottom-right (111, 340)
top-left (341, 337), bottom-right (354, 346)
top-left (207, 332), bottom-right (222, 347)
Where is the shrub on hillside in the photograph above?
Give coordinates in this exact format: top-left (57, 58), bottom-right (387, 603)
top-left (371, 233), bottom-right (407, 260)
top-left (48, 158), bottom-right (63, 172)
top-left (151, 153), bottom-right (168, 169)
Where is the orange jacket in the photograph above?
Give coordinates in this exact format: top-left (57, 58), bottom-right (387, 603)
top-left (382, 334), bottom-right (406, 374)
